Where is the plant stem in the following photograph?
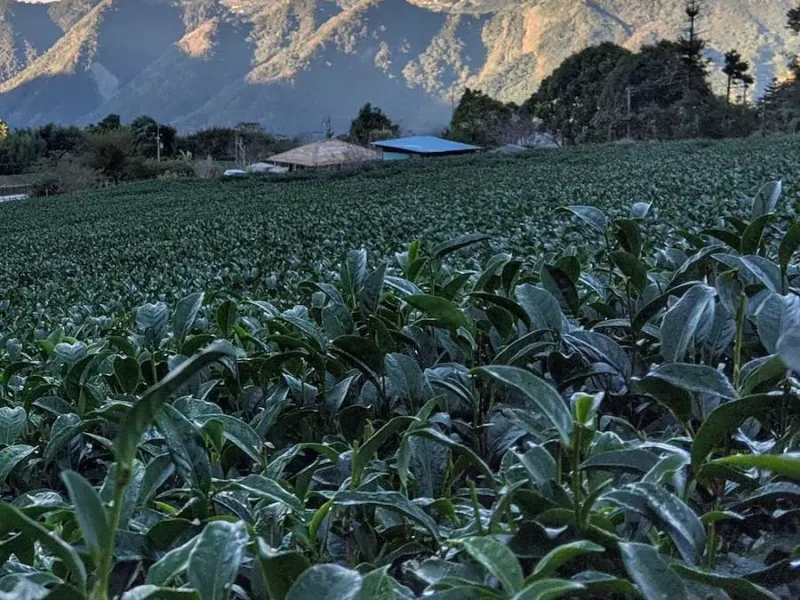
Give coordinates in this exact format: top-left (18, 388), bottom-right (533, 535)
top-left (572, 427), bottom-right (583, 529)
top-left (91, 467), bottom-right (129, 600)
top-left (733, 295), bottom-right (746, 390)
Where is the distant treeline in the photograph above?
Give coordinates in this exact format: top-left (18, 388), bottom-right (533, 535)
top-left (445, 2), bottom-right (800, 147)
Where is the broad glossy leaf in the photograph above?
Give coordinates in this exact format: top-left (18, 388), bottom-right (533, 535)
top-left (173, 292), bottom-right (204, 344)
top-left (0, 504), bottom-right (87, 592)
top-left (510, 579), bottom-right (585, 600)
top-left (232, 474), bottom-right (304, 513)
top-left (660, 285), bottom-right (716, 363)
top-left (713, 453), bottom-right (800, 479)
top-left (334, 491), bottom-right (440, 542)
top-left (472, 366), bottom-right (572, 447)
top-left (778, 221), bottom-right (800, 274)
top-left (61, 471), bottom-right (109, 561)
top-left (187, 520), bottom-right (248, 600)
top-left (562, 206), bottom-right (608, 233)
top-left (751, 180), bottom-right (782, 219)
top-left (640, 363), bottom-right (735, 399)
top-left (611, 251), bottom-right (648, 294)
top-left (115, 341), bottom-right (236, 467)
top-left (156, 404), bottom-right (211, 494)
top-left (0, 444), bottom-right (35, 487)
top-left (582, 449), bottom-right (659, 474)
top-left (405, 294), bottom-right (468, 330)
top-left (256, 540), bottom-right (311, 600)
top-left (432, 233), bottom-right (490, 260)
top-left (146, 538), bottom-right (198, 586)
top-left (514, 285), bottom-right (563, 332)
top-left (459, 536), bottom-right (524, 595)
top-left (121, 586), bottom-right (201, 600)
top-left (0, 406), bottom-right (26, 446)
top-left (671, 564), bottom-right (778, 600)
top-left (286, 564), bottom-right (363, 600)
top-left (528, 541), bottom-right (604, 580)
top-left (620, 542), bottom-right (687, 600)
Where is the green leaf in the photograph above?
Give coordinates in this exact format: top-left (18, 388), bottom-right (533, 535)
top-left (405, 295), bottom-right (468, 330)
top-left (341, 249), bottom-right (368, 300)
top-left (353, 416), bottom-right (416, 485)
top-left (640, 363), bottom-right (735, 399)
top-left (286, 564), bottom-right (363, 600)
top-left (354, 567), bottom-right (394, 600)
top-left (187, 520), bottom-right (248, 600)
top-left (156, 404), bottom-right (211, 494)
top-left (528, 541), bottom-right (604, 580)
top-left (115, 341), bottom-right (236, 468)
top-left (61, 471), bottom-right (109, 562)
top-left (173, 292), bottom-right (204, 344)
top-left (691, 394), bottom-right (787, 471)
top-left (0, 444), bottom-right (35, 487)
top-left (216, 300), bottom-right (238, 338)
top-left (671, 564), bottom-right (779, 600)
top-left (741, 214), bottom-right (774, 255)
top-left (406, 427), bottom-right (495, 485)
top-left (114, 356), bottom-right (140, 395)
top-left (611, 251), bottom-right (648, 294)
top-left (459, 536), bottom-right (524, 595)
top-left (334, 491), bottom-right (440, 542)
top-left (510, 579), bottom-right (586, 600)
top-left (619, 542), bottom-right (687, 600)
top-left (609, 483), bottom-right (706, 564)
top-left (432, 233), bottom-right (490, 260)
top-left (713, 453), bottom-right (800, 479)
top-left (660, 285), bottom-right (716, 363)
top-left (0, 504), bottom-right (87, 592)
top-left (232, 474), bottom-right (304, 513)
top-left (360, 263), bottom-right (387, 314)
top-left (384, 354), bottom-right (424, 404)
top-left (778, 221), bottom-right (800, 274)
top-left (562, 206), bottom-right (608, 233)
top-left (0, 407), bottom-right (26, 446)
top-left (616, 218), bottom-right (643, 257)
top-left (472, 366), bottom-right (572, 447)
top-left (256, 540), bottom-right (311, 600)
top-left (514, 284), bottom-right (563, 332)
top-left (121, 586), bottom-right (201, 600)
top-left (469, 292), bottom-right (531, 328)
top-left (146, 538), bottom-right (198, 586)
top-left (194, 414), bottom-right (263, 466)
top-left (751, 180), bottom-right (782, 219)
top-left (541, 265), bottom-right (580, 315)
top-left (582, 449), bottom-right (659, 474)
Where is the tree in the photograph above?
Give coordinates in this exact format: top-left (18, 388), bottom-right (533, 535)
top-left (789, 6), bottom-right (800, 34)
top-left (448, 88), bottom-right (517, 146)
top-left (594, 41), bottom-right (714, 141)
top-left (130, 115), bottom-right (176, 159)
top-left (723, 50), bottom-right (753, 104)
top-left (0, 120), bottom-right (8, 141)
top-left (524, 42), bottom-right (630, 144)
top-left (96, 114), bottom-right (122, 132)
top-left (348, 104), bottom-right (399, 146)
top-left (38, 124), bottom-right (85, 158)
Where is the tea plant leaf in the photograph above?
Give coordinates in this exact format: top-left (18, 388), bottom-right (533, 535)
top-left (61, 471), bottom-right (109, 562)
top-left (146, 538), bottom-right (198, 586)
top-left (187, 520), bottom-right (248, 600)
top-left (286, 564), bottom-right (363, 600)
top-left (620, 542), bottom-right (687, 600)
top-left (256, 540), bottom-right (311, 600)
top-left (528, 541), bottom-right (605, 580)
top-left (121, 586), bottom-right (201, 600)
top-left (0, 406), bottom-right (26, 446)
top-left (432, 233), bottom-right (490, 260)
top-left (510, 579), bottom-right (586, 600)
top-left (459, 536), bottom-right (524, 595)
top-left (0, 444), bottom-right (35, 486)
top-left (611, 251), bottom-right (648, 294)
top-left (712, 453), bottom-right (800, 479)
top-left (173, 292), bottom-right (204, 344)
top-left (232, 474), bottom-right (304, 513)
top-left (562, 206), bottom-right (608, 233)
top-left (514, 284), bottom-right (563, 332)
top-left (660, 285), bottom-right (716, 363)
top-left (640, 363), bottom-right (736, 399)
top-left (115, 341), bottom-right (237, 467)
top-left (472, 365), bottom-right (572, 447)
top-left (334, 491), bottom-right (440, 542)
top-left (751, 180), bottom-right (782, 219)
top-left (0, 504), bottom-right (87, 592)
top-left (671, 565), bottom-right (779, 600)
top-left (778, 221), bottom-right (800, 274)
top-left (405, 294), bottom-right (468, 330)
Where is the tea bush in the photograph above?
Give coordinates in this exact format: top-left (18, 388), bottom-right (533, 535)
top-left (0, 137), bottom-right (798, 600)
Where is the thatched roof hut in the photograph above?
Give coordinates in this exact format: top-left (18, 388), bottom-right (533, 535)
top-left (270, 140), bottom-right (381, 169)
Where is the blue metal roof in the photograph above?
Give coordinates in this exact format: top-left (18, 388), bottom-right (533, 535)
top-left (372, 136), bottom-right (482, 155)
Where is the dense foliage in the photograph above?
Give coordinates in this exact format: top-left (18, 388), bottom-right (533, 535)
top-left (0, 137), bottom-right (799, 600)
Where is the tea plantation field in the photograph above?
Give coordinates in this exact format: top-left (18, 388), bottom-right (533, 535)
top-left (0, 135), bottom-right (799, 600)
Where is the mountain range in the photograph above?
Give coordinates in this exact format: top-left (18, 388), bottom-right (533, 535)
top-left (0, 0), bottom-right (798, 135)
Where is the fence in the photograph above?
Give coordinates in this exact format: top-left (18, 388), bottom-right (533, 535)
top-left (0, 183), bottom-right (32, 198)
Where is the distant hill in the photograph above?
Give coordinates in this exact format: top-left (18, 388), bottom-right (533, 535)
top-left (0, 0), bottom-right (797, 135)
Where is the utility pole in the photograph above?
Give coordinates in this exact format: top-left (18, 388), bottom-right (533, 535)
top-left (156, 123), bottom-right (161, 162)
top-left (626, 85), bottom-right (632, 139)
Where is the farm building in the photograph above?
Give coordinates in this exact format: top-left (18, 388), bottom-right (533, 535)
top-left (372, 136), bottom-right (481, 158)
top-left (269, 140), bottom-right (381, 170)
